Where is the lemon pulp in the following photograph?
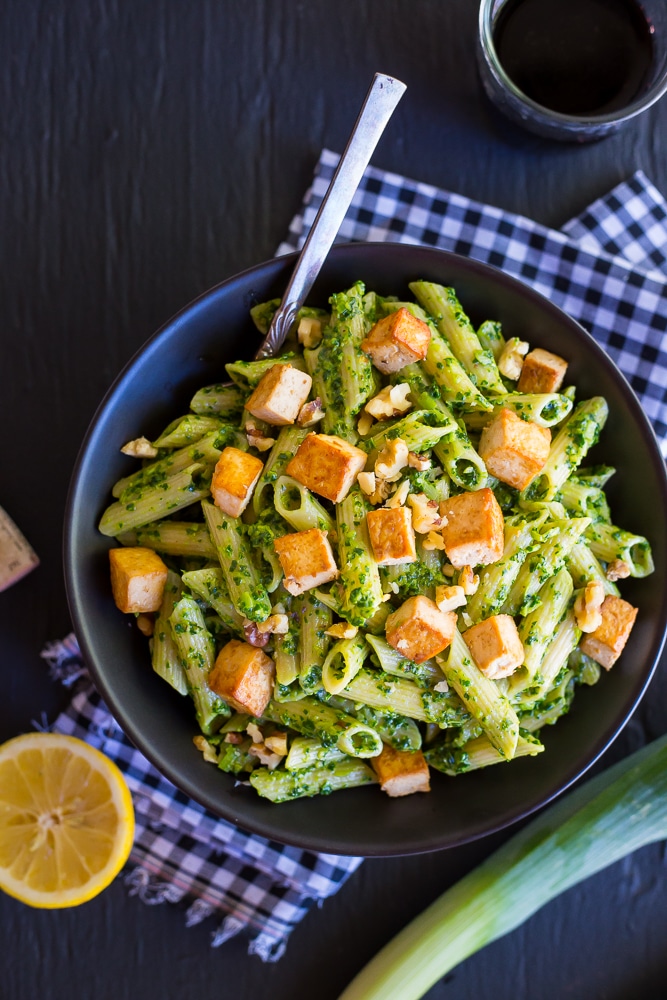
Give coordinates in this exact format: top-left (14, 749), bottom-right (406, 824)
top-left (0, 732), bottom-right (135, 908)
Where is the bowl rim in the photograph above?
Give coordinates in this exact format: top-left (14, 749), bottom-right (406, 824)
top-left (64, 242), bottom-right (667, 856)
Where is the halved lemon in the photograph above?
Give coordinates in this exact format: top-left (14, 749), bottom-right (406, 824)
top-left (0, 732), bottom-right (135, 908)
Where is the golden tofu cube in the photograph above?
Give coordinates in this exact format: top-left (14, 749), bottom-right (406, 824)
top-left (273, 528), bottom-right (339, 596)
top-left (385, 595), bottom-right (457, 663)
top-left (285, 433), bottom-right (367, 504)
top-left (244, 363), bottom-right (313, 426)
top-left (208, 639), bottom-right (275, 717)
top-left (109, 546), bottom-right (168, 614)
top-left (478, 408), bottom-right (551, 492)
top-left (360, 307), bottom-right (431, 374)
top-left (211, 446), bottom-right (264, 517)
top-left (580, 595), bottom-right (638, 670)
top-left (463, 614), bottom-right (524, 679)
top-left (440, 487), bottom-right (505, 569)
top-left (371, 744), bottom-right (431, 797)
top-left (518, 348), bottom-right (568, 394)
top-left (366, 506), bottom-right (417, 567)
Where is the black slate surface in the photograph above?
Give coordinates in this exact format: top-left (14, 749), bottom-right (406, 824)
top-left (2, 2), bottom-right (666, 998)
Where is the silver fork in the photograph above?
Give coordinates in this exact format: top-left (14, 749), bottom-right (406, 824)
top-left (253, 72), bottom-right (406, 361)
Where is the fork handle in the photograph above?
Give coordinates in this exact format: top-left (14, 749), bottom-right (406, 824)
top-left (254, 72), bottom-right (406, 360)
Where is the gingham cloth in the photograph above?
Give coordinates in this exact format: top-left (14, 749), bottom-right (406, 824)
top-left (279, 150), bottom-right (667, 451)
top-left (46, 154), bottom-right (667, 959)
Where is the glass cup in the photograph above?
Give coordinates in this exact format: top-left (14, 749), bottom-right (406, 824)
top-left (476, 0), bottom-right (667, 142)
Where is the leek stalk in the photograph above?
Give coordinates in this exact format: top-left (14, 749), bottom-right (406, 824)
top-left (338, 735), bottom-right (667, 1000)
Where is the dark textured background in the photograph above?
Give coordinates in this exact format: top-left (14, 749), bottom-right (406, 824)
top-left (2, 2), bottom-right (666, 997)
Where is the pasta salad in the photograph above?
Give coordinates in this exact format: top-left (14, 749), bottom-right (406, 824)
top-left (99, 281), bottom-right (653, 802)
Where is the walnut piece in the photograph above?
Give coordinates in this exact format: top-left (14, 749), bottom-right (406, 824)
top-left (459, 565), bottom-right (480, 596)
top-left (498, 337), bottom-right (530, 381)
top-left (384, 479), bottom-right (410, 509)
top-left (407, 492), bottom-right (441, 533)
top-left (435, 584), bottom-right (467, 612)
top-left (325, 622), bottom-right (358, 639)
top-left (121, 436), bottom-right (159, 459)
top-left (297, 397), bottom-right (326, 427)
top-left (364, 383), bottom-right (412, 420)
top-left (574, 580), bottom-right (605, 633)
top-left (422, 531), bottom-right (446, 551)
top-left (193, 735), bottom-right (219, 764)
top-left (375, 438), bottom-right (409, 481)
top-left (408, 451), bottom-right (431, 471)
top-left (256, 614), bottom-right (290, 635)
top-left (606, 559), bottom-right (631, 582)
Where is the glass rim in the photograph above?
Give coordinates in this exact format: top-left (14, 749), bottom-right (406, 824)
top-left (478, 0), bottom-right (667, 128)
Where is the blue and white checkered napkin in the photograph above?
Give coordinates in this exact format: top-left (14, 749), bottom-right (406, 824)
top-left (46, 154), bottom-right (667, 959)
top-left (279, 150), bottom-right (667, 452)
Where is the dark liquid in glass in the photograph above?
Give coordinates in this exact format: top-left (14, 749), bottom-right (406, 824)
top-left (494, 0), bottom-right (654, 116)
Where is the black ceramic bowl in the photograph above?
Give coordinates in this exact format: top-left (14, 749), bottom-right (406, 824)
top-left (65, 243), bottom-right (667, 856)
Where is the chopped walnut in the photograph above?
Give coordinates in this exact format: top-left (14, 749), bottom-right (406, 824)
top-left (256, 614), bottom-right (290, 635)
top-left (297, 397), bottom-right (326, 427)
top-left (574, 580), bottom-right (605, 633)
top-left (384, 479), bottom-right (410, 509)
top-left (375, 438), bottom-right (409, 481)
top-left (193, 735), bottom-right (219, 764)
top-left (246, 423), bottom-right (276, 452)
top-left (250, 744), bottom-right (283, 769)
top-left (407, 492), bottom-right (441, 533)
top-left (606, 559), bottom-right (631, 582)
top-left (224, 732), bottom-right (244, 745)
top-left (325, 622), bottom-right (358, 639)
top-left (357, 411), bottom-right (375, 436)
top-left (357, 470), bottom-right (377, 496)
top-left (408, 451), bottom-right (431, 471)
top-left (459, 565), bottom-right (480, 596)
top-left (364, 383), bottom-right (412, 420)
top-left (243, 620), bottom-right (271, 647)
top-left (498, 337), bottom-right (530, 380)
top-left (435, 584), bottom-right (467, 612)
top-left (366, 477), bottom-right (392, 505)
top-left (136, 613), bottom-right (154, 637)
top-left (422, 531), bottom-right (446, 551)
top-left (297, 316), bottom-right (323, 348)
top-left (246, 722), bottom-right (264, 744)
top-left (264, 733), bottom-right (288, 756)
top-left (433, 679), bottom-right (449, 693)
top-left (121, 436), bottom-right (159, 459)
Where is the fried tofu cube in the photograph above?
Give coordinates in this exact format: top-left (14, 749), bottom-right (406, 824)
top-left (244, 363), bottom-right (313, 426)
top-left (478, 408), bottom-right (551, 492)
top-left (109, 546), bottom-right (168, 613)
top-left (273, 528), bottom-right (339, 596)
top-left (518, 348), bottom-right (568, 394)
top-left (463, 614), bottom-right (524, 680)
top-left (285, 433), bottom-right (367, 504)
top-left (208, 639), bottom-right (275, 717)
top-left (360, 307), bottom-right (431, 374)
top-left (385, 595), bottom-right (457, 664)
top-left (440, 487), bottom-right (504, 569)
top-left (371, 744), bottom-right (431, 797)
top-left (580, 595), bottom-right (638, 670)
top-left (366, 506), bottom-right (417, 567)
top-left (211, 446), bottom-right (264, 517)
